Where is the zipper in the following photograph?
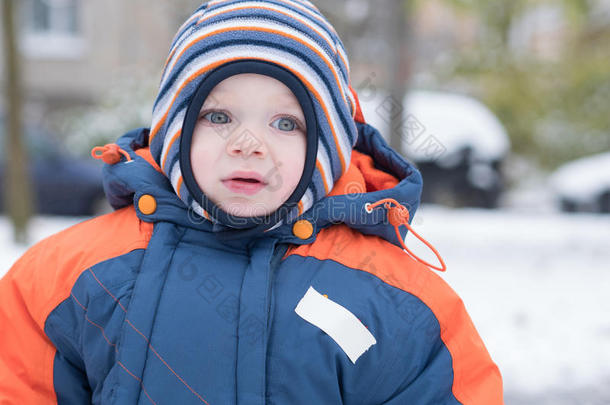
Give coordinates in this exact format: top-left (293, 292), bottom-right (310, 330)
top-left (266, 242), bottom-right (289, 330)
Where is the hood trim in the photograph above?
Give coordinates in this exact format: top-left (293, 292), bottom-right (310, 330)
top-left (102, 121), bottom-right (422, 248)
top-left (179, 59), bottom-right (318, 236)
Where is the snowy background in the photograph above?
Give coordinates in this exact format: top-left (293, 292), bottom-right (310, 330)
top-left (411, 205), bottom-right (610, 404)
top-left (2, 186), bottom-right (609, 404)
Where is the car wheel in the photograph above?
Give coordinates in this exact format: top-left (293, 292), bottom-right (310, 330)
top-left (560, 198), bottom-right (578, 213)
top-left (598, 191), bottom-right (610, 214)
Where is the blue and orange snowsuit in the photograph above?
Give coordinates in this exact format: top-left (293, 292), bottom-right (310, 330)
top-left (0, 121), bottom-right (503, 404)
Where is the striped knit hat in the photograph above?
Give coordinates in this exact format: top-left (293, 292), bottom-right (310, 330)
top-left (149, 0), bottom-right (358, 232)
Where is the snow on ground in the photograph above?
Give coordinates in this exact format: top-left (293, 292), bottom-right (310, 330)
top-left (408, 204), bottom-right (610, 404)
top-left (2, 206), bottom-right (610, 404)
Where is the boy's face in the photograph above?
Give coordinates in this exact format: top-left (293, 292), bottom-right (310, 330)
top-left (190, 73), bottom-right (307, 218)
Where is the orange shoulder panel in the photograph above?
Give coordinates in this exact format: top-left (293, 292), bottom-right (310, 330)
top-left (286, 224), bottom-right (504, 404)
top-left (0, 206), bottom-right (152, 404)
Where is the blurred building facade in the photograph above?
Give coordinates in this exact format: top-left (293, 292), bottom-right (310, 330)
top-left (0, 0), bottom-right (534, 117)
top-left (1, 0), bottom-right (607, 160)
top-left (0, 0), bottom-right (201, 117)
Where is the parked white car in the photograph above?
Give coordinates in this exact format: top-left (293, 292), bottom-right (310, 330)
top-left (358, 89), bottom-right (511, 208)
top-left (549, 152), bottom-right (610, 213)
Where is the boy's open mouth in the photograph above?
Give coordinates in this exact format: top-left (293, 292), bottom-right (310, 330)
top-left (232, 178), bottom-right (261, 183)
top-left (221, 171), bottom-right (267, 195)
top-left (223, 171), bottom-right (267, 184)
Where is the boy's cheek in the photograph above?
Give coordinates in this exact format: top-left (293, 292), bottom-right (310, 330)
top-left (191, 132), bottom-right (224, 155)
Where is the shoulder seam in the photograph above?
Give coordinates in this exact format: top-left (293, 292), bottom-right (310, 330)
top-left (41, 240), bottom-right (149, 326)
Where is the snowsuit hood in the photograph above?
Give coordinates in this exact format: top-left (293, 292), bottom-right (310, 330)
top-left (102, 120), bottom-right (423, 248)
top-left (148, 0), bottom-right (363, 234)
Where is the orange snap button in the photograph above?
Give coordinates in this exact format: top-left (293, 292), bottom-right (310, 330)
top-left (292, 219), bottom-right (313, 239)
top-left (138, 194), bottom-right (157, 215)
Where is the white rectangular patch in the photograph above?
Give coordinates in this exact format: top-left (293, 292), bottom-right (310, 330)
top-left (294, 286), bottom-right (376, 364)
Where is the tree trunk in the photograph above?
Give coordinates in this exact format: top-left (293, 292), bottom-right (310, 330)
top-left (2, 0), bottom-right (33, 244)
top-left (387, 0), bottom-right (412, 156)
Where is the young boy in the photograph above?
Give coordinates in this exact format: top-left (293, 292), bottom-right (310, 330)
top-left (0, 1), bottom-right (504, 404)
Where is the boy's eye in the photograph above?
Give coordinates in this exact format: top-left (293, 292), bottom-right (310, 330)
top-left (271, 117), bottom-right (300, 132)
top-left (202, 111), bottom-right (231, 124)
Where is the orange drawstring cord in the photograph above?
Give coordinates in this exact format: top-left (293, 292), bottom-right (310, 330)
top-left (366, 198), bottom-right (447, 272)
top-left (91, 143), bottom-right (133, 164)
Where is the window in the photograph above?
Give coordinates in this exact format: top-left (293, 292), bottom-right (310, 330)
top-left (21, 0), bottom-right (86, 59)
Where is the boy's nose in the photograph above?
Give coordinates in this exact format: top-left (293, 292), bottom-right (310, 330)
top-left (226, 129), bottom-right (267, 159)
